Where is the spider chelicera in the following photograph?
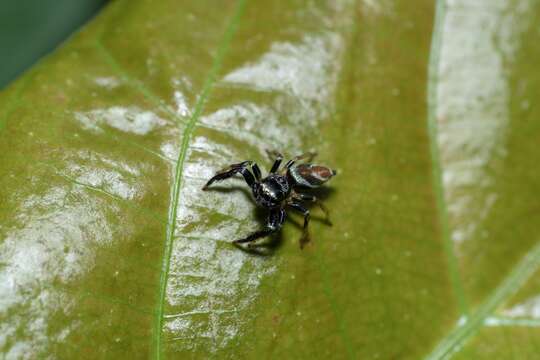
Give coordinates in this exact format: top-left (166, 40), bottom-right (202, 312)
top-left (202, 150), bottom-right (336, 249)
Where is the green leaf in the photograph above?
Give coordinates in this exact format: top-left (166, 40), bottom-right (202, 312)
top-left (1, 0), bottom-right (539, 359)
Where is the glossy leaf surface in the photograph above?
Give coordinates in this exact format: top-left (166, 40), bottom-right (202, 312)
top-left (1, 0), bottom-right (539, 359)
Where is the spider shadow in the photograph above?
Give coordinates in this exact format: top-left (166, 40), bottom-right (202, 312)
top-left (204, 185), bottom-right (283, 256)
top-left (232, 206), bottom-right (284, 256)
top-left (206, 184), bottom-right (252, 200)
top-left (206, 183), bottom-right (337, 255)
top-left (231, 187), bottom-right (336, 255)
top-left (294, 186), bottom-right (337, 225)
top-left (300, 185), bottom-right (336, 203)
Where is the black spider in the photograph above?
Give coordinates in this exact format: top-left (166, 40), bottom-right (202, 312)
top-left (202, 150), bottom-right (336, 248)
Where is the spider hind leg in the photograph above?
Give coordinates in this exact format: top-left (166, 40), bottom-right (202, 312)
top-left (288, 201), bottom-right (311, 249)
top-left (294, 192), bottom-right (332, 225)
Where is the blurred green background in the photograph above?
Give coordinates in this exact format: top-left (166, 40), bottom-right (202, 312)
top-left (0, 0), bottom-right (107, 89)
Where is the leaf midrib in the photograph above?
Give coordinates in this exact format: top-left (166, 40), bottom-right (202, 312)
top-left (90, 0), bottom-right (247, 355)
top-left (149, 1), bottom-right (247, 358)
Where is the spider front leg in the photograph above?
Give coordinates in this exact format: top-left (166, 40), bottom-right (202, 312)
top-left (266, 150), bottom-right (283, 174)
top-left (202, 160), bottom-right (256, 190)
top-left (251, 162), bottom-right (262, 181)
top-left (234, 208), bottom-right (286, 247)
top-left (293, 193), bottom-right (332, 225)
top-left (288, 201), bottom-right (311, 249)
top-left (284, 151), bottom-right (318, 169)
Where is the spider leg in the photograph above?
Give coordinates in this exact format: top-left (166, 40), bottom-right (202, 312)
top-left (269, 152), bottom-right (283, 174)
top-left (293, 193), bottom-right (332, 225)
top-left (284, 151), bottom-right (318, 170)
top-left (202, 161), bottom-right (256, 190)
top-left (251, 163), bottom-right (262, 181)
top-left (234, 229), bottom-right (274, 245)
top-left (234, 208), bottom-right (286, 246)
top-left (288, 201), bottom-right (311, 249)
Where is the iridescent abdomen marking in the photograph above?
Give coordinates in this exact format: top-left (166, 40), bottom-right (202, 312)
top-left (288, 164), bottom-right (337, 188)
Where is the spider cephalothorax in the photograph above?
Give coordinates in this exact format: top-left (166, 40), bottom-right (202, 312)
top-left (202, 151), bottom-right (336, 248)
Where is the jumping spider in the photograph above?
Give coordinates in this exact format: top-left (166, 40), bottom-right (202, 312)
top-left (202, 150), bottom-right (336, 249)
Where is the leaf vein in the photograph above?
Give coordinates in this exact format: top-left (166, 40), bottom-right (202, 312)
top-left (94, 39), bottom-right (186, 126)
top-left (54, 170), bottom-right (163, 222)
top-left (485, 316), bottom-right (540, 328)
top-left (427, 0), bottom-right (469, 315)
top-left (425, 241), bottom-right (540, 359)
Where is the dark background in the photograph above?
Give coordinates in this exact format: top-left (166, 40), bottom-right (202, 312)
top-left (0, 0), bottom-right (107, 89)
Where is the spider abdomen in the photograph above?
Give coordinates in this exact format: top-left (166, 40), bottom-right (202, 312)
top-left (288, 164), bottom-right (337, 188)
